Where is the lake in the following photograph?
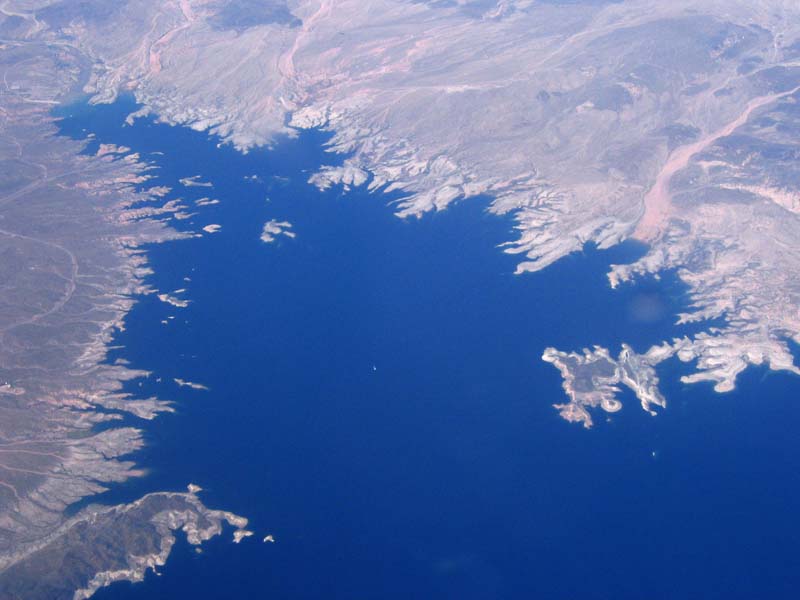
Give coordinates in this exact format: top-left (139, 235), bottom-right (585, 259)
top-left (56, 99), bottom-right (800, 600)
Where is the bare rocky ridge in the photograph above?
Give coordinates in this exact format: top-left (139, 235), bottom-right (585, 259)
top-left (2, 487), bottom-right (248, 600)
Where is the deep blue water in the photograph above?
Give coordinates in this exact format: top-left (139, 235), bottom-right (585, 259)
top-left (56, 100), bottom-right (800, 600)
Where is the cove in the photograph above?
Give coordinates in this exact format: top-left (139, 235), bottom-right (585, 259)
top-left (55, 99), bottom-right (800, 600)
